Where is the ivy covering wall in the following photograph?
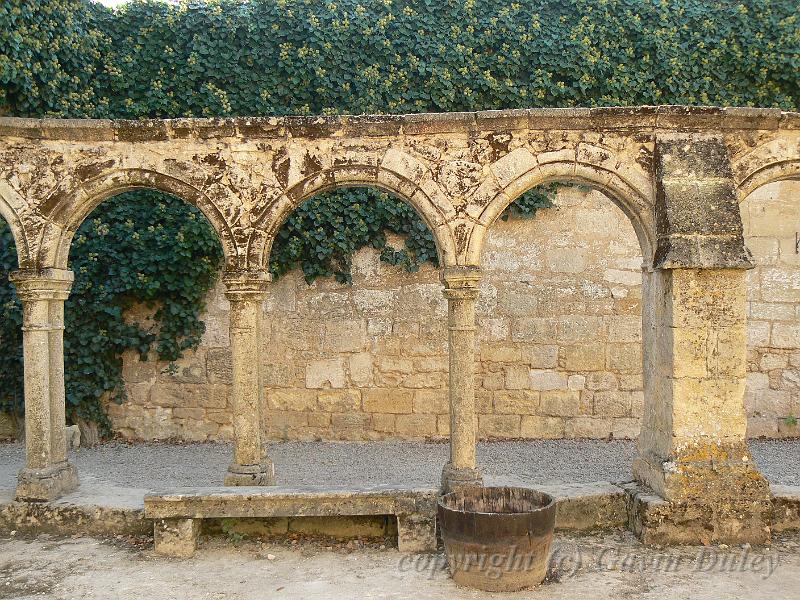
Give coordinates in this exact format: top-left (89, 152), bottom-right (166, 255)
top-left (0, 0), bottom-right (798, 427)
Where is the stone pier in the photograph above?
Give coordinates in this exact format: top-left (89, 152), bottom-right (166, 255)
top-left (10, 269), bottom-right (78, 501)
top-left (631, 136), bottom-right (773, 544)
top-left (440, 266), bottom-right (483, 492)
top-left (223, 272), bottom-right (276, 486)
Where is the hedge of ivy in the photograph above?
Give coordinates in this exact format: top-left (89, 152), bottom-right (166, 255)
top-left (0, 0), bottom-right (797, 426)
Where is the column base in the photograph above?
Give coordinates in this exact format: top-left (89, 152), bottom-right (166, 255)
top-left (16, 461), bottom-right (78, 502)
top-left (224, 461), bottom-right (276, 486)
top-left (630, 447), bottom-right (773, 545)
top-left (441, 463), bottom-right (483, 494)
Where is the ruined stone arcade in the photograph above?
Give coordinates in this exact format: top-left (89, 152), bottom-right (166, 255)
top-left (1, 106), bottom-right (798, 544)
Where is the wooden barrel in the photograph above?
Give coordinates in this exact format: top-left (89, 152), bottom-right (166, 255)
top-left (437, 486), bottom-right (556, 592)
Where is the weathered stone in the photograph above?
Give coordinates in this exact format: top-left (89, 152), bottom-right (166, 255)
top-left (520, 415), bottom-right (564, 438)
top-left (348, 352), bottom-right (373, 386)
top-left (494, 390), bottom-right (539, 415)
top-left (565, 417), bottom-right (612, 438)
top-left (206, 349), bottom-right (233, 384)
top-left (503, 364), bottom-right (531, 389)
top-left (362, 389), bottom-right (413, 414)
top-left (145, 486), bottom-right (439, 554)
top-left (564, 344), bottom-right (606, 371)
top-left (412, 390), bottom-right (448, 414)
top-left (593, 391), bottom-right (634, 417)
top-left (267, 389), bottom-right (316, 412)
top-left (529, 370), bottom-right (568, 391)
top-left (153, 518), bottom-right (200, 558)
top-left (323, 320), bottom-right (367, 352)
top-left (3, 110), bottom-right (796, 530)
top-left (305, 358), bottom-right (347, 389)
top-left (395, 414), bottom-right (437, 437)
top-left (539, 390), bottom-right (581, 417)
top-left (478, 414), bottom-right (521, 438)
top-left (317, 390), bottom-right (361, 412)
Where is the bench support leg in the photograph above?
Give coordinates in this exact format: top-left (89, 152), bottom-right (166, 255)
top-left (397, 513), bottom-right (437, 552)
top-left (154, 518), bottom-right (200, 558)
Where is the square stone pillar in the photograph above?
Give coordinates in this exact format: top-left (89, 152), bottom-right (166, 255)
top-left (223, 271), bottom-right (275, 486)
top-left (632, 135), bottom-right (772, 544)
top-left (634, 267), bottom-right (771, 543)
top-left (10, 269), bottom-right (78, 501)
top-left (440, 266), bottom-right (483, 492)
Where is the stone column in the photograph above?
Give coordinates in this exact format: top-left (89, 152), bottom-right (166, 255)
top-left (10, 268), bottom-right (78, 501)
top-left (631, 136), bottom-right (771, 545)
top-left (440, 266), bottom-right (483, 492)
top-left (223, 271), bottom-right (275, 486)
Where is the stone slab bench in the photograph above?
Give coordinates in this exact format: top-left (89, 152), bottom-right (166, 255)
top-left (143, 485), bottom-right (438, 557)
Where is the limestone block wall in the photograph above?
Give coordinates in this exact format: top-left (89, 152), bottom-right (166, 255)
top-left (742, 180), bottom-right (800, 438)
top-left (106, 183), bottom-right (800, 441)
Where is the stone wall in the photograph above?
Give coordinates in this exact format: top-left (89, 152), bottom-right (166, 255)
top-left (742, 180), bottom-right (800, 437)
top-left (107, 182), bottom-right (800, 441)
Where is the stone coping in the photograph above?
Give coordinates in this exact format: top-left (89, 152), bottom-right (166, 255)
top-left (1, 106), bottom-right (798, 142)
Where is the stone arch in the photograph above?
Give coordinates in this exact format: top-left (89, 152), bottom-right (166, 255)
top-left (736, 159), bottom-right (800, 202)
top-left (254, 163), bottom-right (458, 268)
top-left (733, 136), bottom-right (800, 201)
top-left (37, 168), bottom-right (239, 270)
top-left (0, 181), bottom-right (31, 267)
top-left (467, 155), bottom-right (655, 267)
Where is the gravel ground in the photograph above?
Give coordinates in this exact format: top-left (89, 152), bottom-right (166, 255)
top-left (0, 438), bottom-right (797, 491)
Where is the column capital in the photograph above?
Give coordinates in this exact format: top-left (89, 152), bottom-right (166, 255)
top-left (10, 269), bottom-right (74, 302)
top-left (441, 266), bottom-right (481, 299)
top-left (653, 135), bottom-right (752, 270)
top-left (222, 270), bottom-right (272, 301)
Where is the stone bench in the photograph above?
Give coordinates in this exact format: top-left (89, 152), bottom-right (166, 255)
top-left (143, 485), bottom-right (438, 557)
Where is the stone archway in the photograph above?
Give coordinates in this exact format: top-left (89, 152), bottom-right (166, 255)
top-left (1, 107), bottom-right (796, 544)
top-left (0, 181), bottom-right (32, 268)
top-left (254, 159), bottom-right (460, 270)
top-left (38, 167), bottom-right (240, 271)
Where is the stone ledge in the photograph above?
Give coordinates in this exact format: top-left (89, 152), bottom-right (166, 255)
top-left (2, 481), bottom-right (795, 549)
top-left (484, 477), bottom-right (628, 530)
top-left (0, 485), bottom-right (149, 537)
top-left (541, 481), bottom-right (628, 530)
top-left (0, 106), bottom-right (797, 142)
top-left (144, 484), bottom-right (439, 520)
top-left (623, 481), bottom-right (774, 546)
top-left (0, 480), bottom-right (639, 537)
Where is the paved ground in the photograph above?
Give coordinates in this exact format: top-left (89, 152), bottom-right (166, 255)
top-left (1, 530), bottom-right (798, 599)
top-left (0, 438), bottom-right (798, 490)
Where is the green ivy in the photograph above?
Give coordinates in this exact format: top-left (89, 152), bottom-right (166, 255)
top-left (0, 192), bottom-right (224, 425)
top-left (0, 0), bottom-right (797, 426)
top-left (0, 0), bottom-right (111, 117)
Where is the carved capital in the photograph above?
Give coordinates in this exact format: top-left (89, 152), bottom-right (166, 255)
top-left (441, 266), bottom-right (481, 300)
top-left (223, 270), bottom-right (272, 302)
top-left (9, 269), bottom-right (74, 302)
